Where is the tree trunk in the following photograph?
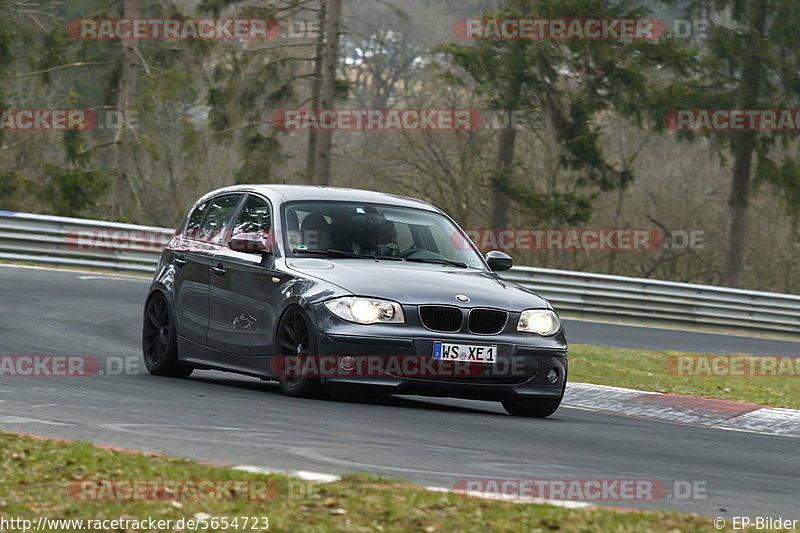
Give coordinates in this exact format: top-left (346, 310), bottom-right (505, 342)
top-left (490, 0), bottom-right (530, 230)
top-left (725, 131), bottom-right (758, 286)
top-left (489, 45), bottom-right (524, 230)
top-left (315, 0), bottom-right (341, 186)
top-left (491, 126), bottom-right (517, 230)
top-left (305, 0), bottom-right (327, 183)
top-left (114, 0), bottom-right (141, 219)
top-left (723, 0), bottom-right (768, 287)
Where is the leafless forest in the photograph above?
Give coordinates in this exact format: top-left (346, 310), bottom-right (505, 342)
top-left (1, 0), bottom-right (799, 293)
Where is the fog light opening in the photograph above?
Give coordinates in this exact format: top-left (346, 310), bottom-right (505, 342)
top-left (339, 356), bottom-right (357, 371)
top-left (547, 368), bottom-right (559, 383)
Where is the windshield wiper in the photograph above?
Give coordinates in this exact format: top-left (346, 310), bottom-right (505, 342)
top-left (292, 248), bottom-right (402, 261)
top-left (403, 257), bottom-right (469, 268)
top-left (292, 248), bottom-right (366, 258)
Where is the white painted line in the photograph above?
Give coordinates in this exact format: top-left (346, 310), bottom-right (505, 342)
top-left (424, 486), bottom-right (594, 509)
top-left (293, 470), bottom-right (341, 483)
top-left (231, 465), bottom-right (275, 474)
top-left (231, 465), bottom-right (341, 483)
top-left (0, 415), bottom-right (74, 426)
top-left (717, 408), bottom-right (800, 437)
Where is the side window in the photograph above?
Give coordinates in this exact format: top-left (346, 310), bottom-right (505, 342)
top-left (231, 195), bottom-right (271, 237)
top-left (184, 201), bottom-right (209, 239)
top-left (198, 194), bottom-right (243, 243)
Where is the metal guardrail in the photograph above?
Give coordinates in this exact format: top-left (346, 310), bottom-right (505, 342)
top-left (502, 268), bottom-right (800, 336)
top-left (2, 211), bottom-right (799, 336)
top-left (0, 211), bottom-right (171, 274)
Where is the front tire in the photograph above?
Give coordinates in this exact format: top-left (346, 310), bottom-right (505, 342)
top-left (276, 307), bottom-right (327, 398)
top-left (142, 292), bottom-right (193, 378)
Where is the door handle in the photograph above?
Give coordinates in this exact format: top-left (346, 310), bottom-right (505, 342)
top-left (174, 254), bottom-right (186, 268)
top-left (211, 264), bottom-right (226, 277)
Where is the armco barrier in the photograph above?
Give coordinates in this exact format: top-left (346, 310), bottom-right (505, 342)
top-left (1, 211), bottom-right (798, 336)
top-left (501, 268), bottom-right (800, 336)
top-left (0, 211), bottom-right (170, 274)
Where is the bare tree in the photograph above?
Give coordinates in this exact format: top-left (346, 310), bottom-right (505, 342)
top-left (315, 0), bottom-right (342, 185)
top-left (114, 0), bottom-right (143, 218)
top-left (305, 0), bottom-right (327, 181)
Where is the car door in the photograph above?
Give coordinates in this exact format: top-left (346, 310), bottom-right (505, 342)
top-left (172, 193), bottom-right (244, 346)
top-left (207, 194), bottom-right (284, 362)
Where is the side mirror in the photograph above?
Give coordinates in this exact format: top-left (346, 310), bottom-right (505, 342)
top-left (229, 233), bottom-right (271, 254)
top-left (486, 250), bottom-right (513, 272)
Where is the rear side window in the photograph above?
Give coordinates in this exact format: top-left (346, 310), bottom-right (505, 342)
top-left (185, 201), bottom-right (209, 238)
top-left (231, 195), bottom-right (271, 237)
top-left (197, 194), bottom-right (243, 243)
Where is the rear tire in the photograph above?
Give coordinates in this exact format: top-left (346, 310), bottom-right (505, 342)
top-left (142, 292), bottom-right (193, 378)
top-left (276, 307), bottom-right (327, 399)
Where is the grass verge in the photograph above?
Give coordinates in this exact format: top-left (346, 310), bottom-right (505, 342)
top-left (0, 432), bottom-right (730, 533)
top-left (570, 344), bottom-right (799, 409)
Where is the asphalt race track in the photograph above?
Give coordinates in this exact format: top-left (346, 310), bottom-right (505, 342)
top-left (1, 264), bottom-right (798, 517)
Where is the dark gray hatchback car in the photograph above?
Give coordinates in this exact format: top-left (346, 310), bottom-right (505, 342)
top-left (143, 185), bottom-right (568, 417)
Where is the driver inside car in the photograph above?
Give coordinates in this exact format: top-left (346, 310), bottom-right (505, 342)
top-left (361, 221), bottom-right (399, 256)
top-left (300, 213), bottom-right (333, 251)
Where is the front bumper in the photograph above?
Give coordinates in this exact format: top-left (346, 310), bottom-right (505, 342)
top-left (308, 303), bottom-right (568, 402)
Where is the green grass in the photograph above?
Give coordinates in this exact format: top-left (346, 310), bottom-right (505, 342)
top-left (570, 344), bottom-right (799, 409)
top-left (0, 432), bottom-right (738, 533)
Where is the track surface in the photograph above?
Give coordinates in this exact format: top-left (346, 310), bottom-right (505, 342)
top-left (1, 265), bottom-right (798, 517)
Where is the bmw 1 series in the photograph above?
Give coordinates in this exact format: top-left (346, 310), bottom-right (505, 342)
top-left (143, 185), bottom-right (567, 417)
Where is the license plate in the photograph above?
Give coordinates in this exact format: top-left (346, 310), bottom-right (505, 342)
top-left (432, 341), bottom-right (497, 364)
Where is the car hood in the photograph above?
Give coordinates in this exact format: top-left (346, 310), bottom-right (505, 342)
top-left (286, 259), bottom-right (551, 310)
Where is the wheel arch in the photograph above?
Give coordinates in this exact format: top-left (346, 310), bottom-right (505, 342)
top-left (272, 301), bottom-right (322, 356)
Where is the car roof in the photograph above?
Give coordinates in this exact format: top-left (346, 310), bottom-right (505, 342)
top-left (201, 184), bottom-right (442, 212)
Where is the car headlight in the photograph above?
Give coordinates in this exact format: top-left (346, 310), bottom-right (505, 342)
top-left (517, 309), bottom-right (561, 336)
top-left (324, 297), bottom-right (405, 324)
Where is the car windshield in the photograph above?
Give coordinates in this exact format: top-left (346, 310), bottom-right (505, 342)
top-left (283, 202), bottom-right (486, 269)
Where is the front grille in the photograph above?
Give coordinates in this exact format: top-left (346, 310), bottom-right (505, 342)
top-left (468, 308), bottom-right (508, 335)
top-left (419, 305), bottom-right (463, 332)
